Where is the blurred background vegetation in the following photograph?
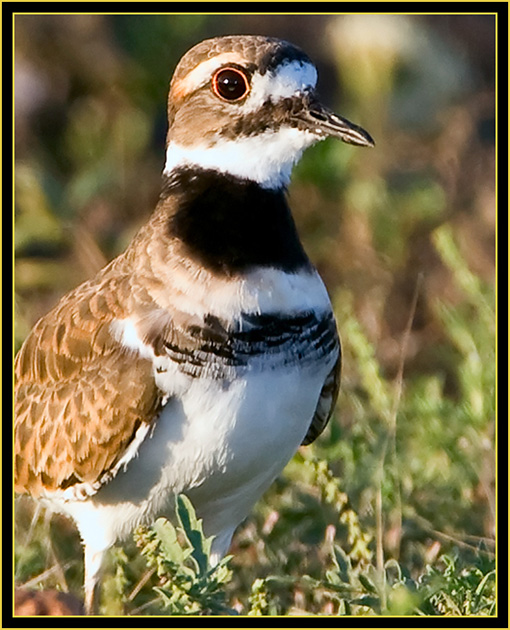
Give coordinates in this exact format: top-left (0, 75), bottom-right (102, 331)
top-left (14, 13), bottom-right (496, 616)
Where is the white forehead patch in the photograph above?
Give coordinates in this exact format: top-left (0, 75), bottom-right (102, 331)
top-left (264, 60), bottom-right (317, 98)
top-left (246, 61), bottom-right (317, 111)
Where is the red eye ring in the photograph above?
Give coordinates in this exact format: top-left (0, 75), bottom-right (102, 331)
top-left (212, 67), bottom-right (250, 102)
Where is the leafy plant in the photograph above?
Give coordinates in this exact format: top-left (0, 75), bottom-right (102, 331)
top-left (243, 547), bottom-right (496, 616)
top-left (134, 495), bottom-right (235, 615)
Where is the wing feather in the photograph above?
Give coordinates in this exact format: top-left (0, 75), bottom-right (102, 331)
top-left (14, 263), bottom-right (163, 499)
top-left (301, 345), bottom-right (341, 446)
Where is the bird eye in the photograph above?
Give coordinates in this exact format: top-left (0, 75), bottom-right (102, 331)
top-left (212, 67), bottom-right (250, 101)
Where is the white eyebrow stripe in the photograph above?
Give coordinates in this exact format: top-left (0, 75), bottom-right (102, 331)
top-left (172, 52), bottom-right (249, 98)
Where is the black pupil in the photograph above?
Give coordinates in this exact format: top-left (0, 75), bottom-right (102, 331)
top-left (215, 69), bottom-right (247, 100)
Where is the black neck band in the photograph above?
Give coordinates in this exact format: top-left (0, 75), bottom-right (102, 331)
top-left (162, 168), bottom-right (310, 275)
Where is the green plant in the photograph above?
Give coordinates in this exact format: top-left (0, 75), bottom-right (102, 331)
top-left (134, 495), bottom-right (235, 615)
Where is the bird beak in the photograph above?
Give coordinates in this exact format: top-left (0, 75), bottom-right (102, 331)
top-left (294, 95), bottom-right (375, 148)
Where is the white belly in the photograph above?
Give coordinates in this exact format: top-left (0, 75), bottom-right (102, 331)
top-left (56, 359), bottom-right (333, 558)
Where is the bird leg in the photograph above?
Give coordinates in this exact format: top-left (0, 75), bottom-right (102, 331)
top-left (83, 546), bottom-right (104, 615)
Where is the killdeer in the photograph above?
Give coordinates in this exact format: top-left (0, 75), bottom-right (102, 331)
top-left (15, 35), bottom-right (374, 614)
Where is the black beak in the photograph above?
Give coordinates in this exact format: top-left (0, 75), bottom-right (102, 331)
top-left (293, 95), bottom-right (375, 148)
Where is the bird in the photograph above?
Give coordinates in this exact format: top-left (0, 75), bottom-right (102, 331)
top-left (14, 34), bottom-right (374, 615)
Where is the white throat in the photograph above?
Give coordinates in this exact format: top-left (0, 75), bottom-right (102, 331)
top-left (164, 127), bottom-right (317, 189)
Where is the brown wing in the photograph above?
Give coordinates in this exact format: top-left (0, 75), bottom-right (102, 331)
top-left (301, 347), bottom-right (341, 446)
top-left (14, 261), bottom-right (163, 499)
